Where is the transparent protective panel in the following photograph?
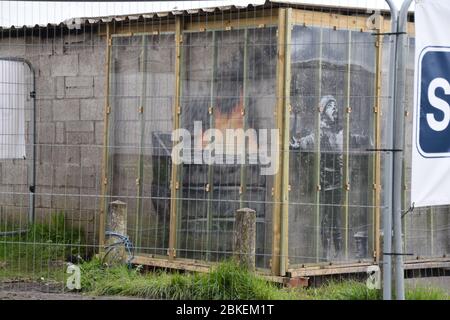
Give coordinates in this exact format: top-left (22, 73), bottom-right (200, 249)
top-left (110, 34), bottom-right (175, 256)
top-left (289, 26), bottom-right (377, 265)
top-left (176, 27), bottom-right (277, 268)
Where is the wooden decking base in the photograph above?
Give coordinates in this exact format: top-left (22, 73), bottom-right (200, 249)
top-left (131, 254), bottom-right (450, 287)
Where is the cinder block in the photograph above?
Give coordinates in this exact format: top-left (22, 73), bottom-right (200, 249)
top-left (51, 187), bottom-right (81, 210)
top-left (54, 165), bottom-right (81, 188)
top-left (80, 166), bottom-right (97, 189)
top-left (53, 99), bottom-right (79, 121)
top-left (79, 49), bottom-right (106, 76)
top-left (36, 77), bottom-right (55, 99)
top-left (0, 186), bottom-right (14, 206)
top-left (38, 55), bottom-right (52, 77)
top-left (65, 121), bottom-right (94, 132)
top-left (55, 122), bottom-right (65, 144)
top-left (36, 164), bottom-right (54, 186)
top-left (94, 121), bottom-right (104, 145)
top-left (35, 186), bottom-right (52, 208)
top-left (37, 122), bottom-right (55, 144)
top-left (62, 33), bottom-right (94, 53)
top-left (36, 99), bottom-right (53, 122)
top-left (25, 36), bottom-right (54, 57)
top-left (52, 144), bottom-right (81, 165)
top-left (2, 163), bottom-right (28, 185)
top-left (80, 99), bottom-right (103, 120)
top-left (37, 145), bottom-right (53, 164)
top-left (66, 132), bottom-right (94, 145)
top-left (80, 146), bottom-right (102, 167)
top-left (50, 54), bottom-right (79, 76)
top-left (12, 185), bottom-right (29, 206)
top-left (65, 76), bottom-right (94, 98)
top-left (94, 76), bottom-right (106, 98)
top-left (0, 38), bottom-right (26, 56)
top-left (80, 189), bottom-right (101, 210)
top-left (56, 77), bottom-right (65, 99)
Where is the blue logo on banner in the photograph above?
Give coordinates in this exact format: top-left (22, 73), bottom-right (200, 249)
top-left (418, 47), bottom-right (450, 158)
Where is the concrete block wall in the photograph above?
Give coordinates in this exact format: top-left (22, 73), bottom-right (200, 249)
top-left (0, 29), bottom-right (106, 245)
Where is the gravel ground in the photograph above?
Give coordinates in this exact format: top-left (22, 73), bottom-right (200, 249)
top-left (0, 281), bottom-right (144, 300)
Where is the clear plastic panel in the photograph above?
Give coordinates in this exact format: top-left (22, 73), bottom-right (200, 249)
top-left (289, 26), bottom-right (377, 265)
top-left (110, 34), bottom-right (175, 256)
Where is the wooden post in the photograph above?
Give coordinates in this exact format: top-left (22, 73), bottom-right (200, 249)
top-left (280, 8), bottom-right (292, 275)
top-left (99, 23), bottom-right (112, 252)
top-left (373, 23), bottom-right (383, 263)
top-left (240, 28), bottom-right (250, 208)
top-left (168, 16), bottom-right (183, 260)
top-left (314, 28), bottom-right (324, 263)
top-left (272, 8), bottom-right (291, 276)
top-left (233, 208), bottom-right (256, 271)
top-left (205, 30), bottom-right (218, 261)
top-left (135, 35), bottom-right (148, 251)
top-left (342, 30), bottom-right (352, 261)
top-left (108, 200), bottom-right (128, 235)
top-left (107, 200), bottom-right (128, 262)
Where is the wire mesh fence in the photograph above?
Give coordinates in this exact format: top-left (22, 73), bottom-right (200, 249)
top-left (0, 0), bottom-right (448, 297)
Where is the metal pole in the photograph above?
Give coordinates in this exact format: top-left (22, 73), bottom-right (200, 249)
top-left (383, 0), bottom-right (398, 301)
top-left (392, 0), bottom-right (413, 300)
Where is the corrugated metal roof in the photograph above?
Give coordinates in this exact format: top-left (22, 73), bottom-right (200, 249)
top-left (64, 2), bottom-right (265, 30)
top-left (0, 0), bottom-right (400, 32)
top-left (1, 1), bottom-right (269, 31)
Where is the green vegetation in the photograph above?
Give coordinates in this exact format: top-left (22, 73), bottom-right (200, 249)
top-left (0, 212), bottom-right (85, 280)
top-left (78, 260), bottom-right (449, 300)
top-left (80, 260), bottom-right (298, 300)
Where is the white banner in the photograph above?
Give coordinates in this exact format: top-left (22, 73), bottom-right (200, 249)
top-left (412, 0), bottom-right (450, 207)
top-left (0, 60), bottom-right (26, 160)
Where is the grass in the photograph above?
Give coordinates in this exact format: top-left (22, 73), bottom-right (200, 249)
top-left (0, 212), bottom-right (86, 281)
top-left (78, 260), bottom-right (449, 300)
top-left (0, 217), bottom-right (448, 300)
top-left (80, 260), bottom-right (298, 300)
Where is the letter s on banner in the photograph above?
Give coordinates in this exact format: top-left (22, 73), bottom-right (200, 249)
top-left (427, 77), bottom-right (450, 132)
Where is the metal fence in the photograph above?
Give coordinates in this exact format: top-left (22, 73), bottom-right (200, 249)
top-left (0, 0), bottom-right (448, 296)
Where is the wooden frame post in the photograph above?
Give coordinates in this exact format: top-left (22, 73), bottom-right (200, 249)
top-left (168, 16), bottom-right (183, 260)
top-left (373, 21), bottom-right (383, 263)
top-left (205, 30), bottom-right (218, 261)
top-left (240, 28), bottom-right (250, 208)
top-left (135, 34), bottom-right (149, 251)
top-left (272, 8), bottom-right (291, 276)
top-left (99, 23), bottom-right (112, 251)
top-left (314, 28), bottom-right (323, 263)
top-left (342, 30), bottom-right (352, 261)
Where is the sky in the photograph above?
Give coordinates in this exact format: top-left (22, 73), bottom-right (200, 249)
top-left (0, 0), bottom-right (413, 27)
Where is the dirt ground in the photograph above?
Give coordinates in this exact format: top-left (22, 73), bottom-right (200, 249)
top-left (0, 281), bottom-right (144, 300)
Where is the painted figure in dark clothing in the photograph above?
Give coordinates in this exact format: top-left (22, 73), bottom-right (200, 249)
top-left (290, 95), bottom-right (370, 260)
top-left (290, 95), bottom-right (343, 260)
